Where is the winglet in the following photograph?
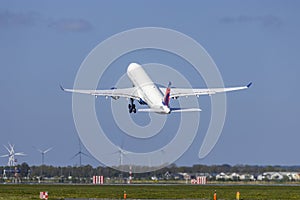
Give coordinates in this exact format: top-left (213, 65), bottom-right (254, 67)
top-left (167, 81), bottom-right (171, 88)
top-left (60, 85), bottom-right (65, 91)
top-left (247, 82), bottom-right (252, 88)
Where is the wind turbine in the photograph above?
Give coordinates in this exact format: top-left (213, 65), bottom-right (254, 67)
top-left (0, 143), bottom-right (25, 166)
top-left (34, 146), bottom-right (53, 178)
top-left (111, 136), bottom-right (132, 172)
top-left (71, 139), bottom-right (91, 166)
top-left (113, 146), bottom-right (129, 169)
top-left (36, 147), bottom-right (53, 165)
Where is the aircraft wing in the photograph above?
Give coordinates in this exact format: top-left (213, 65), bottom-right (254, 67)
top-left (138, 108), bottom-right (201, 113)
top-left (160, 82), bottom-right (252, 98)
top-left (60, 86), bottom-right (140, 100)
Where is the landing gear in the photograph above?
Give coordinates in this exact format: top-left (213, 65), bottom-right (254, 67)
top-left (128, 98), bottom-right (136, 113)
top-left (128, 104), bottom-right (136, 113)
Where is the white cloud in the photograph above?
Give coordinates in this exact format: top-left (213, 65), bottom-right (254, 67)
top-left (220, 15), bottom-right (282, 28)
top-left (48, 18), bottom-right (93, 32)
top-left (0, 10), bottom-right (40, 28)
top-left (0, 10), bottom-right (93, 32)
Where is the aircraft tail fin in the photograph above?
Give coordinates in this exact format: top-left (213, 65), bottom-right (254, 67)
top-left (163, 81), bottom-right (171, 107)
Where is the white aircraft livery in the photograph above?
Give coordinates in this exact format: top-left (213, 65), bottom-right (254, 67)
top-left (61, 63), bottom-right (252, 114)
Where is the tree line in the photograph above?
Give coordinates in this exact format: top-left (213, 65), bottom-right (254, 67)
top-left (1, 163), bottom-right (300, 182)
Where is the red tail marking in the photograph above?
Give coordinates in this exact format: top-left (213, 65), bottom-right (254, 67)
top-left (163, 82), bottom-right (171, 107)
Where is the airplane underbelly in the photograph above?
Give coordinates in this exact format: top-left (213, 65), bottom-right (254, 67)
top-left (141, 85), bottom-right (163, 107)
top-left (127, 63), bottom-right (164, 107)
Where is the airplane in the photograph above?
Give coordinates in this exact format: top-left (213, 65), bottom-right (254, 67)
top-left (61, 63), bottom-right (252, 114)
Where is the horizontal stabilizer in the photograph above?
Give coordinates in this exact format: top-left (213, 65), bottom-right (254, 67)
top-left (138, 108), bottom-right (201, 113)
top-left (171, 108), bottom-right (202, 112)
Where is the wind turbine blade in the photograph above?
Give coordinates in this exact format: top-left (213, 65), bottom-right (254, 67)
top-left (71, 152), bottom-right (80, 160)
top-left (4, 145), bottom-right (10, 152)
top-left (110, 150), bottom-right (120, 155)
top-left (32, 146), bottom-right (42, 153)
top-left (10, 143), bottom-right (15, 150)
top-left (0, 154), bottom-right (9, 157)
top-left (44, 147), bottom-right (53, 154)
top-left (15, 152), bottom-right (26, 156)
top-left (81, 152), bottom-right (91, 158)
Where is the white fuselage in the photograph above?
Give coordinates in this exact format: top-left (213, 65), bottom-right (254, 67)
top-left (127, 63), bottom-right (170, 114)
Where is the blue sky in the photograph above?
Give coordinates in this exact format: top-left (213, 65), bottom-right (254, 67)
top-left (0, 0), bottom-right (300, 167)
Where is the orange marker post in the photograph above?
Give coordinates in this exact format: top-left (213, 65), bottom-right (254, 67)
top-left (123, 191), bottom-right (127, 200)
top-left (213, 190), bottom-right (217, 200)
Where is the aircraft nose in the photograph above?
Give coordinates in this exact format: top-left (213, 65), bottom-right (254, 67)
top-left (127, 63), bottom-right (141, 73)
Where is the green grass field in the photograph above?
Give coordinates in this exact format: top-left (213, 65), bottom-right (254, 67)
top-left (0, 184), bottom-right (299, 200)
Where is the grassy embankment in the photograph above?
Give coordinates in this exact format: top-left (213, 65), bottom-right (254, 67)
top-left (0, 184), bottom-right (299, 200)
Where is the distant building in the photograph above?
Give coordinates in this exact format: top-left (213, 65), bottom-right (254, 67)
top-left (257, 172), bottom-right (300, 181)
top-left (229, 173), bottom-right (240, 181)
top-left (240, 174), bottom-right (255, 181)
top-left (284, 172), bottom-right (300, 181)
top-left (216, 172), bottom-right (230, 181)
